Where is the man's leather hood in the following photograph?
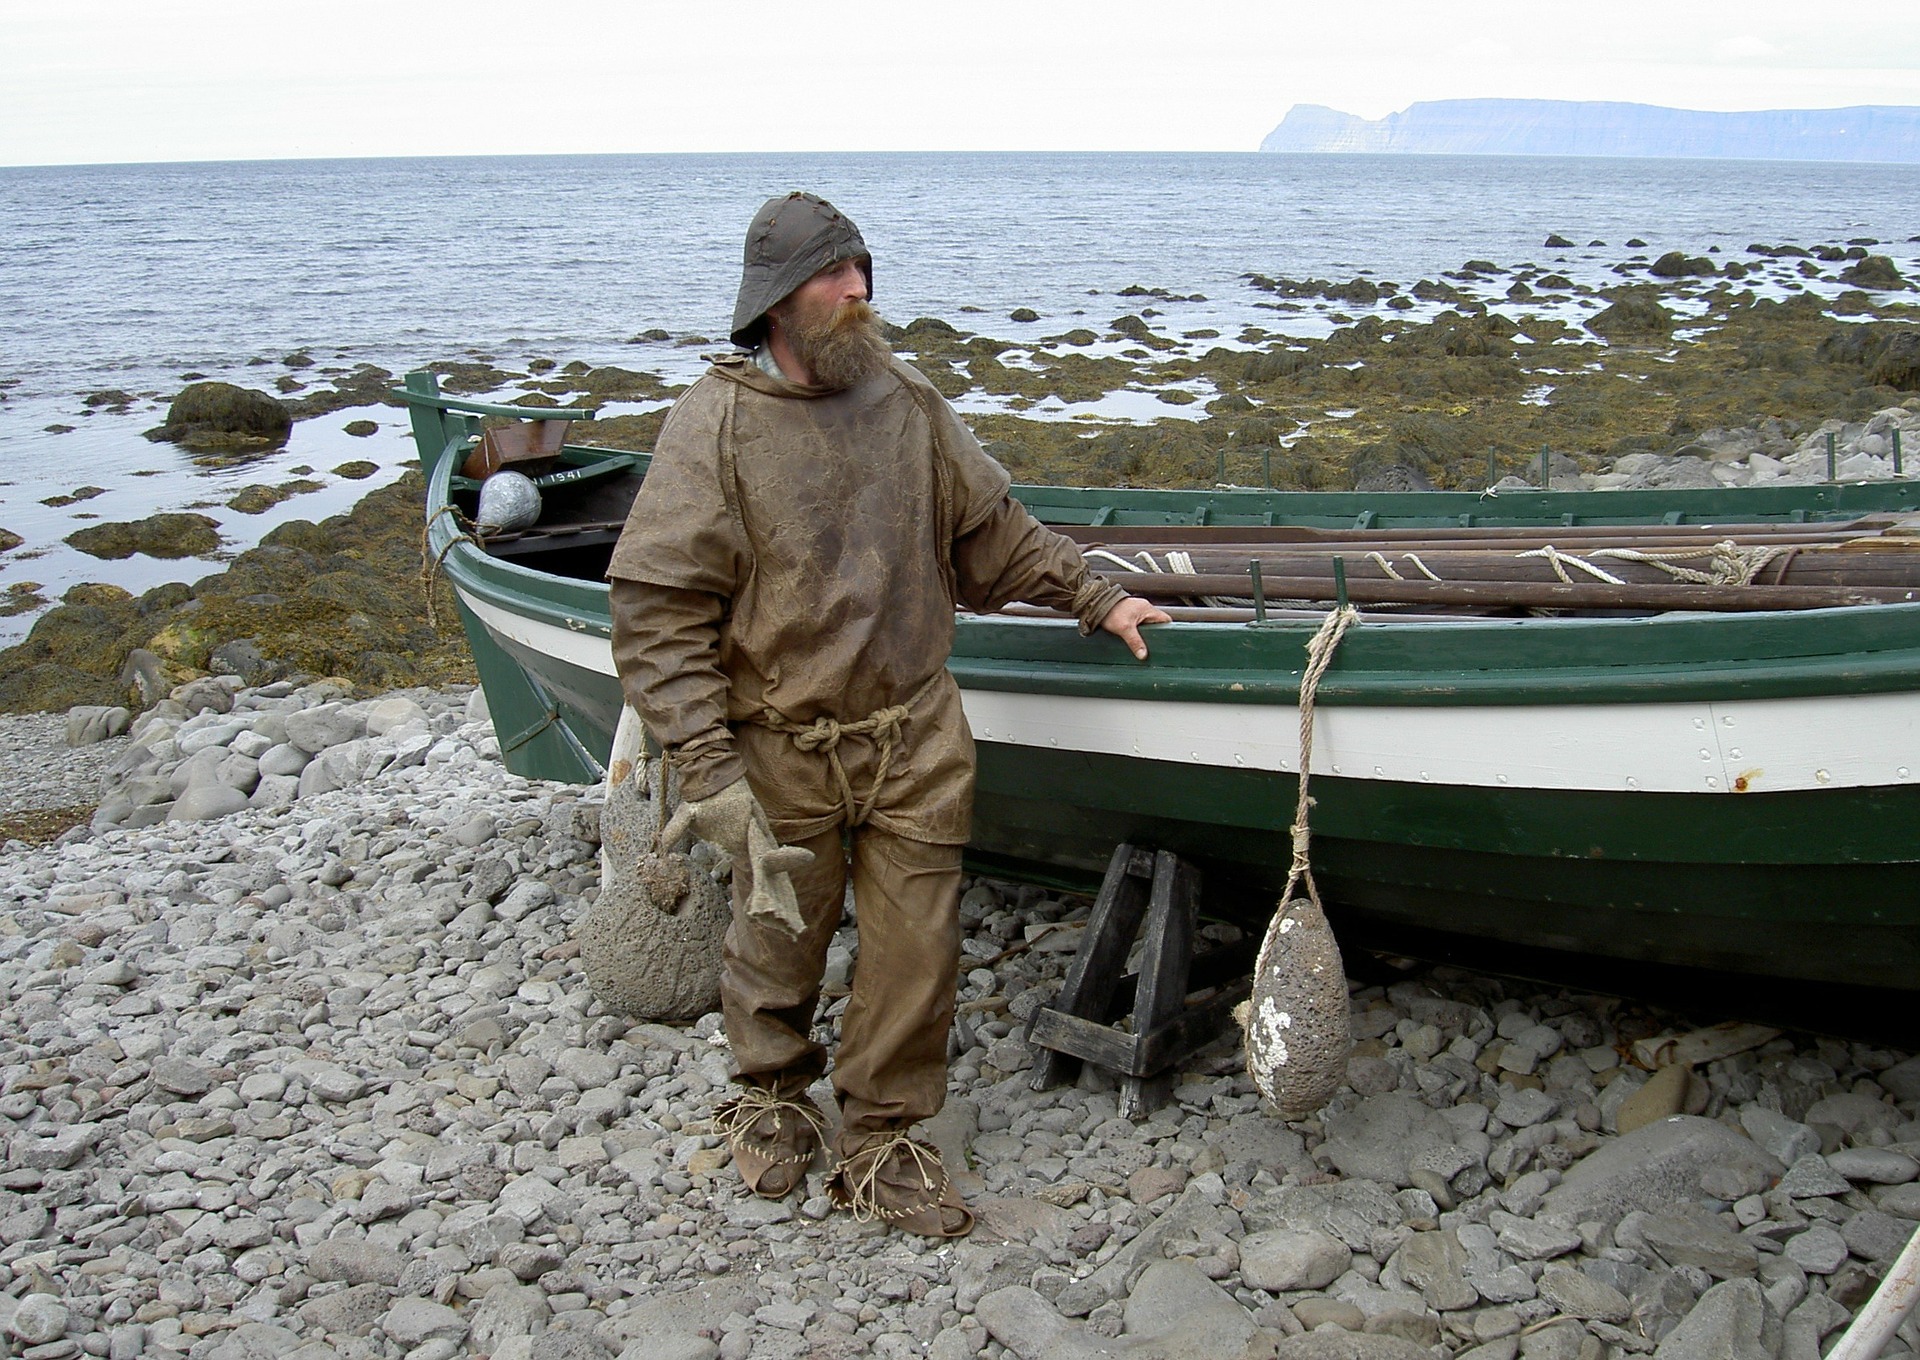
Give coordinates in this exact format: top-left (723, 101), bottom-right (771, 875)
top-left (729, 191), bottom-right (871, 349)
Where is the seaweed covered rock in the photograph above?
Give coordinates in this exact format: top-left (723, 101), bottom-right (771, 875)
top-left (0, 472), bottom-right (472, 713)
top-left (1586, 286), bottom-right (1675, 341)
top-left (146, 382), bottom-right (292, 450)
top-left (1650, 251), bottom-right (1716, 278)
top-left (65, 513), bottom-right (220, 561)
top-left (1818, 324), bottom-right (1920, 391)
top-left (1840, 255), bottom-right (1908, 291)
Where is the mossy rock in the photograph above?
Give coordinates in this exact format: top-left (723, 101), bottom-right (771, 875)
top-left (333, 460), bottom-right (378, 479)
top-left (1841, 255), bottom-right (1909, 291)
top-left (1009, 307), bottom-right (1040, 323)
top-left (40, 486), bottom-right (106, 508)
top-left (0, 583), bottom-right (46, 617)
top-left (432, 361), bottom-right (518, 394)
top-left (580, 366), bottom-right (676, 401)
top-left (1650, 251), bottom-right (1717, 278)
top-left (0, 527), bottom-right (20, 553)
top-left (227, 484), bottom-right (292, 515)
top-left (344, 419), bottom-right (379, 437)
top-left (65, 583), bottom-right (133, 608)
top-left (83, 390), bottom-right (136, 409)
top-left (147, 382), bottom-right (292, 450)
top-left (16, 471), bottom-right (473, 710)
top-left (1586, 287), bottom-right (1675, 340)
top-left (66, 512), bottom-right (221, 561)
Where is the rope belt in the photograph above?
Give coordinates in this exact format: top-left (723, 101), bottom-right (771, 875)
top-left (753, 672), bottom-right (942, 828)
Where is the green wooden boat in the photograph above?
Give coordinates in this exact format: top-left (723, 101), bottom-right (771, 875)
top-left (401, 373), bottom-right (1920, 990)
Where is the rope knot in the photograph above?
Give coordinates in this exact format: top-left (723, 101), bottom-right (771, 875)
top-left (755, 683), bottom-right (932, 828)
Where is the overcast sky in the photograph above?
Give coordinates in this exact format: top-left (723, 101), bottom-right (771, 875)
top-left (4, 1), bottom-right (1918, 166)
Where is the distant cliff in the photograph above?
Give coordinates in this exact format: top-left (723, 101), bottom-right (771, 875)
top-left (1260, 100), bottom-right (1920, 162)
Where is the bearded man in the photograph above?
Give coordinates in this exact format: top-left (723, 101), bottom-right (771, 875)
top-left (606, 191), bottom-right (1166, 1237)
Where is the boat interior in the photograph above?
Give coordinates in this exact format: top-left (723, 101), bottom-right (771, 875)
top-left (448, 441), bottom-right (1920, 623)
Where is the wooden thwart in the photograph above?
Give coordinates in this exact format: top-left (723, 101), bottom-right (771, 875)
top-left (1025, 844), bottom-right (1253, 1118)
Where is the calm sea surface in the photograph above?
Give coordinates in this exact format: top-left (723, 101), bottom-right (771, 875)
top-left (2, 151), bottom-right (1918, 638)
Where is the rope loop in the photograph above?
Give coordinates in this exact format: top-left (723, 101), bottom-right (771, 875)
top-left (1279, 603), bottom-right (1359, 912)
top-left (419, 504), bottom-right (483, 631)
top-left (1515, 544), bottom-right (1627, 586)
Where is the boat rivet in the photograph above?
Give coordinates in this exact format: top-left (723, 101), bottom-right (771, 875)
top-left (1706, 776), bottom-right (1720, 788)
top-left (1497, 774), bottom-right (1509, 784)
top-left (1692, 718), bottom-right (1706, 731)
top-left (1900, 767), bottom-right (1911, 779)
top-left (1729, 748), bottom-right (1742, 759)
top-left (1373, 765), bottom-right (1384, 776)
top-left (1815, 768), bottom-right (1832, 784)
top-left (1721, 715), bottom-right (1735, 726)
top-left (1699, 749), bottom-right (1712, 761)
top-left (1626, 777), bottom-right (1640, 790)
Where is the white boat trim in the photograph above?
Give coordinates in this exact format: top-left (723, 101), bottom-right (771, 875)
top-left (461, 587), bottom-right (1917, 796)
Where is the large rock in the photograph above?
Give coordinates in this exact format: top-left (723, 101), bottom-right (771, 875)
top-left (147, 381), bottom-right (292, 449)
top-left (1240, 1226), bottom-right (1352, 1292)
top-left (1541, 1116), bottom-right (1782, 1226)
top-left (65, 704), bottom-right (131, 746)
top-left (1840, 255), bottom-right (1908, 291)
top-left (1586, 286), bottom-right (1675, 341)
top-left (1319, 1093), bottom-right (1460, 1187)
top-left (1651, 1279), bottom-right (1778, 1360)
top-left (66, 513), bottom-right (221, 561)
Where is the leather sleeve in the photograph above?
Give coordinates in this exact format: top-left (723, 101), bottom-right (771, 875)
top-left (951, 496), bottom-right (1131, 634)
top-left (607, 577), bottom-right (746, 800)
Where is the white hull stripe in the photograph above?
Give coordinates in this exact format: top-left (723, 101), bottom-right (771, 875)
top-left (461, 589), bottom-right (1918, 796)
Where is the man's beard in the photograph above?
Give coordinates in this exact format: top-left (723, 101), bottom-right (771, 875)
top-left (781, 299), bottom-right (890, 389)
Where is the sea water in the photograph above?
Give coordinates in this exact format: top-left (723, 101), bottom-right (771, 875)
top-left (2, 151), bottom-right (1918, 637)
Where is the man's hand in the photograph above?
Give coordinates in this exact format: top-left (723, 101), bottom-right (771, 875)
top-left (1099, 596), bottom-right (1171, 660)
top-left (659, 778), bottom-right (815, 935)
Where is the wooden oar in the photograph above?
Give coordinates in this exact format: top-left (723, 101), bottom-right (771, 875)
top-left (1112, 571), bottom-right (1919, 612)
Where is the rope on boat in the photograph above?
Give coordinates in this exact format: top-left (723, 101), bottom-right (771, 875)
top-left (1590, 539), bottom-right (1792, 587)
top-left (1243, 600), bottom-right (1359, 1116)
top-left (1364, 551), bottom-right (1403, 581)
top-left (1401, 553), bottom-right (1444, 581)
top-left (420, 504), bottom-right (483, 632)
top-left (1081, 547), bottom-right (1245, 608)
top-left (1515, 545), bottom-right (1628, 586)
top-left (1265, 602), bottom-right (1358, 926)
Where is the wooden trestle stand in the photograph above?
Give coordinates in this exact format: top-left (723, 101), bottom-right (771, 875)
top-left (1023, 843), bottom-right (1257, 1119)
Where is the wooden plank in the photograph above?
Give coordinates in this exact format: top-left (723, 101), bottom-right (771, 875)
top-left (1120, 851), bottom-right (1202, 1118)
top-left (1025, 978), bottom-right (1252, 1079)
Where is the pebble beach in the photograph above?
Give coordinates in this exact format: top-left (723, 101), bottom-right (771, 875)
top-left (2, 678), bottom-right (1918, 1360)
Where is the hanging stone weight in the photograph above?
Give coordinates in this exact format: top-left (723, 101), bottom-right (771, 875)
top-left (579, 708), bottom-right (731, 1021)
top-left (1241, 896), bottom-right (1351, 1119)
